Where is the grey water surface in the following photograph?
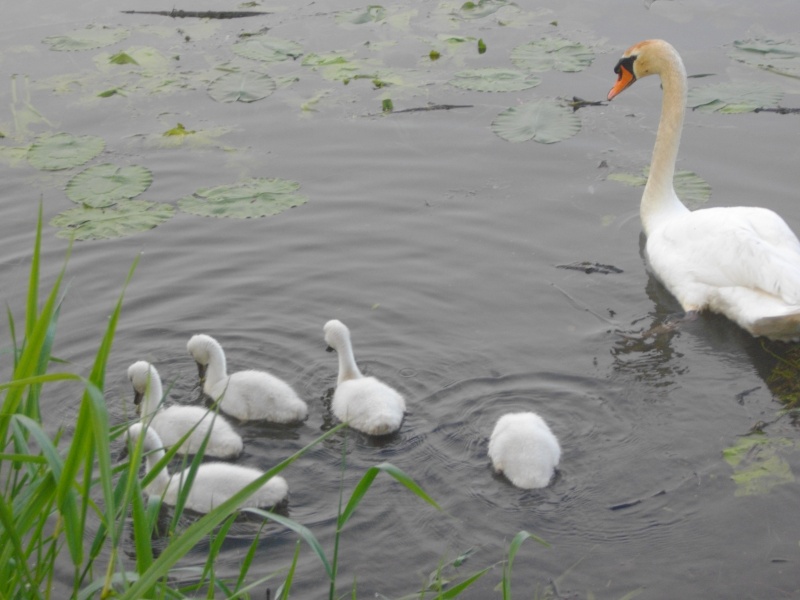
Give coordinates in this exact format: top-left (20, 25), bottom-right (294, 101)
top-left (1, 0), bottom-right (799, 598)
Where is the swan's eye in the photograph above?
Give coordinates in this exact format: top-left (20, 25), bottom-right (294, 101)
top-left (614, 55), bottom-right (637, 79)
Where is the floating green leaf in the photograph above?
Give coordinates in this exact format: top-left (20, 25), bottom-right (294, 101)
top-left (511, 37), bottom-right (595, 72)
top-left (27, 132), bottom-right (105, 171)
top-left (178, 178), bottom-right (308, 219)
top-left (492, 99), bottom-right (581, 144)
top-left (477, 38), bottom-right (487, 54)
top-left (608, 168), bottom-right (711, 209)
top-left (336, 5), bottom-right (387, 25)
top-left (687, 82), bottom-right (784, 113)
top-left (163, 123), bottom-right (195, 137)
top-left (449, 68), bottom-right (541, 92)
top-left (43, 27), bottom-right (129, 51)
top-left (50, 201), bottom-right (175, 241)
top-left (458, 0), bottom-right (511, 20)
top-left (208, 70), bottom-right (276, 103)
top-left (65, 164), bottom-right (153, 208)
top-left (729, 37), bottom-right (800, 77)
top-left (232, 35), bottom-right (303, 63)
top-left (723, 435), bottom-right (796, 497)
top-left (109, 51), bottom-right (138, 65)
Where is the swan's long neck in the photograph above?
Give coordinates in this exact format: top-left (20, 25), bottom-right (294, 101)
top-left (143, 447), bottom-right (171, 496)
top-left (205, 342), bottom-right (228, 386)
top-left (335, 336), bottom-right (363, 384)
top-left (140, 370), bottom-right (163, 418)
top-left (641, 48), bottom-right (690, 235)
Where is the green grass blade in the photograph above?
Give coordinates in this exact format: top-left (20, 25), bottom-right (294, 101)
top-left (339, 462), bottom-right (440, 527)
top-left (438, 566), bottom-right (492, 599)
top-left (502, 530), bottom-right (549, 599)
top-left (245, 508), bottom-right (332, 579)
top-left (276, 541), bottom-right (301, 600)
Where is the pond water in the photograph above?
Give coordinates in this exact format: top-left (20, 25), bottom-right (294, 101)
top-left (1, 0), bottom-right (799, 597)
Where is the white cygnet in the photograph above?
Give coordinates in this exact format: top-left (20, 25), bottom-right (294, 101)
top-left (125, 423), bottom-right (288, 513)
top-left (128, 361), bottom-right (243, 459)
top-left (323, 319), bottom-right (406, 435)
top-left (186, 334), bottom-right (308, 423)
top-left (488, 412), bottom-right (560, 489)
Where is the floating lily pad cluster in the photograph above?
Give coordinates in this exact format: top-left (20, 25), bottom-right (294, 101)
top-left (687, 82), bottom-right (783, 113)
top-left (729, 37), bottom-right (800, 78)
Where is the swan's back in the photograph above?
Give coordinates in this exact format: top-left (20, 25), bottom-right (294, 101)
top-left (332, 376), bottom-right (406, 435)
top-left (488, 412), bottom-right (560, 489)
top-left (208, 370), bottom-right (308, 422)
top-left (168, 463), bottom-right (289, 513)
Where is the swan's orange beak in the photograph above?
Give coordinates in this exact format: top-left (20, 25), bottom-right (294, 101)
top-left (608, 64), bottom-right (635, 101)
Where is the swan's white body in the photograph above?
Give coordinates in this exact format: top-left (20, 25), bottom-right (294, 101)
top-left (125, 423), bottom-right (288, 513)
top-left (608, 39), bottom-right (800, 341)
top-left (187, 334), bottom-right (308, 423)
top-left (488, 412), bottom-right (560, 489)
top-left (323, 319), bottom-right (406, 435)
top-left (128, 361), bottom-right (243, 459)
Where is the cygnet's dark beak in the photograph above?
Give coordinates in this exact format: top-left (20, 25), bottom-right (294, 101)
top-left (117, 442), bottom-right (130, 462)
top-left (133, 390), bottom-right (143, 406)
top-left (325, 345), bottom-right (334, 353)
top-left (196, 361), bottom-right (207, 380)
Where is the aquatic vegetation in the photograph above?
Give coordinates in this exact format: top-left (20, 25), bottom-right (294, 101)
top-left (723, 435), bottom-right (797, 497)
top-left (50, 200), bottom-right (176, 240)
top-left (449, 68), bottom-right (541, 92)
top-left (26, 132), bottom-right (105, 171)
top-left (510, 37), bottom-right (595, 73)
top-left (729, 37), bottom-right (800, 78)
top-left (178, 177), bottom-right (308, 218)
top-left (687, 81), bottom-right (784, 113)
top-left (65, 163), bottom-right (153, 207)
top-left (492, 99), bottom-right (581, 144)
top-left (207, 70), bottom-right (277, 103)
top-left (42, 26), bottom-right (129, 51)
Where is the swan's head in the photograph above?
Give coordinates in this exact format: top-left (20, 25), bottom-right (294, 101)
top-left (123, 422), bottom-right (164, 457)
top-left (187, 334), bottom-right (218, 379)
top-left (127, 360), bottom-right (157, 407)
top-left (608, 39), bottom-right (680, 101)
top-left (323, 319), bottom-right (351, 352)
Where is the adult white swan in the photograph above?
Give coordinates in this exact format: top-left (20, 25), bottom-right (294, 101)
top-left (186, 334), bottom-right (308, 423)
top-left (608, 39), bottom-right (800, 341)
top-left (488, 412), bottom-right (560, 489)
top-left (128, 361), bottom-right (243, 459)
top-left (323, 319), bottom-right (406, 435)
top-left (125, 423), bottom-right (288, 513)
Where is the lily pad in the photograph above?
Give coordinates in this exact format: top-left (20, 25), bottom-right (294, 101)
top-left (50, 201), bottom-right (175, 241)
top-left (608, 168), bottom-right (711, 209)
top-left (208, 71), bottom-right (276, 103)
top-left (449, 68), bottom-right (541, 92)
top-left (723, 435), bottom-right (796, 497)
top-left (65, 164), bottom-right (153, 208)
top-left (178, 178), bottom-right (308, 219)
top-left (336, 5), bottom-right (387, 25)
top-left (43, 27), bottom-right (129, 51)
top-left (687, 82), bottom-right (784, 113)
top-left (729, 37), bottom-right (800, 77)
top-left (232, 35), bottom-right (303, 63)
top-left (458, 0), bottom-right (512, 20)
top-left (492, 99), bottom-right (581, 144)
top-left (511, 37), bottom-right (595, 73)
top-left (50, 200), bottom-right (175, 241)
top-left (27, 132), bottom-right (105, 171)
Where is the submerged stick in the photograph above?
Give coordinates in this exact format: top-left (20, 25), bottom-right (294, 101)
top-left (122, 9), bottom-right (269, 19)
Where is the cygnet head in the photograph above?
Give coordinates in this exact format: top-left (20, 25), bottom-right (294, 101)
top-left (127, 360), bottom-right (159, 412)
top-left (187, 333), bottom-right (221, 379)
top-left (323, 319), bottom-right (351, 351)
top-left (125, 422), bottom-right (163, 454)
